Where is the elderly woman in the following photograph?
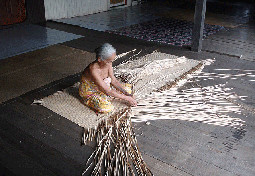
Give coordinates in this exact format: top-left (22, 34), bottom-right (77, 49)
top-left (79, 43), bottom-right (137, 113)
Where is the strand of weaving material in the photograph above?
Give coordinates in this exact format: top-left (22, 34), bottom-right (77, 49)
top-left (82, 108), bottom-right (152, 176)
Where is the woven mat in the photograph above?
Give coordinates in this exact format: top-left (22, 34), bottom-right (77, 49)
top-left (37, 51), bottom-right (201, 129)
top-left (108, 18), bottom-right (224, 46)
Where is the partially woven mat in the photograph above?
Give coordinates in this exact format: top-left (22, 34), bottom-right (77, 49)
top-left (36, 51), bottom-right (202, 175)
top-left (38, 51), bottom-right (201, 129)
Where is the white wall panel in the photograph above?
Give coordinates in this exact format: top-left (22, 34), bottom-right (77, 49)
top-left (44, 0), bottom-right (108, 20)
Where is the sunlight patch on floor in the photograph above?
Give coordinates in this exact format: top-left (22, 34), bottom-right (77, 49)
top-left (131, 66), bottom-right (253, 128)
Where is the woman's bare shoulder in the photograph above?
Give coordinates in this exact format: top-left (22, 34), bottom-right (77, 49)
top-left (82, 62), bottom-right (96, 73)
top-left (83, 62), bottom-right (101, 79)
top-left (89, 62), bottom-right (101, 74)
top-left (81, 63), bottom-right (94, 80)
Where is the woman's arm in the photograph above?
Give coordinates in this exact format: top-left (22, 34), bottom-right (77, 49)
top-left (108, 66), bottom-right (132, 96)
top-left (91, 67), bottom-right (136, 106)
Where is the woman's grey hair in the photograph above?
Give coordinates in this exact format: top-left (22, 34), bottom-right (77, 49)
top-left (95, 43), bottom-right (116, 61)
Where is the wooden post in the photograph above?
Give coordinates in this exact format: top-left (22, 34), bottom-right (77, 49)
top-left (191, 0), bottom-right (207, 52)
top-left (25, 0), bottom-right (46, 24)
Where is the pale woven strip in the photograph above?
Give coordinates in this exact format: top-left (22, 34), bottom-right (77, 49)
top-left (39, 51), bottom-right (201, 129)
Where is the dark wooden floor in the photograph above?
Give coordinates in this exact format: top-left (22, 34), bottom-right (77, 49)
top-left (1, 1), bottom-right (255, 175)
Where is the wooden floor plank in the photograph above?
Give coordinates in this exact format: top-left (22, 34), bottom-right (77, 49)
top-left (136, 128), bottom-right (238, 176)
top-left (0, 163), bottom-right (16, 176)
top-left (0, 104), bottom-right (94, 166)
top-left (142, 152), bottom-right (192, 176)
top-left (0, 136), bottom-right (57, 176)
top-left (12, 99), bottom-right (84, 144)
top-left (0, 118), bottom-right (85, 176)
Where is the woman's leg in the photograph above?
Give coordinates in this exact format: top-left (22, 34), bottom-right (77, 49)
top-left (85, 93), bottom-right (114, 113)
top-left (80, 81), bottom-right (114, 113)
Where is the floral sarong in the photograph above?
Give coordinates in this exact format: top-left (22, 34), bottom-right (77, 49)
top-left (79, 78), bottom-right (132, 113)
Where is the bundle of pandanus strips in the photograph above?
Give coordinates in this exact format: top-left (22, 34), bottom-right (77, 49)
top-left (82, 108), bottom-right (153, 176)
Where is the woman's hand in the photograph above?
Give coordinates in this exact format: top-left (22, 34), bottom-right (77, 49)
top-left (125, 96), bottom-right (137, 107)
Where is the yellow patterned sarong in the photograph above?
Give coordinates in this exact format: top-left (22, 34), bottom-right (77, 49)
top-left (79, 78), bottom-right (132, 113)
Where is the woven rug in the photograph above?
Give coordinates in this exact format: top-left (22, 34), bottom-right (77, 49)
top-left (107, 18), bottom-right (225, 46)
top-left (35, 51), bottom-right (202, 175)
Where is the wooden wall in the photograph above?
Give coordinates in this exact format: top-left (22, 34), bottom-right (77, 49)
top-left (0, 0), bottom-right (134, 25)
top-left (44, 0), bottom-right (109, 20)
